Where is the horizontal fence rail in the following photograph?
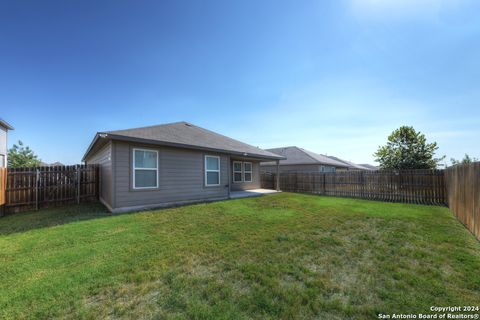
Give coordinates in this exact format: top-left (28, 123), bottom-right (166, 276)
top-left (445, 162), bottom-right (480, 240)
top-left (261, 170), bottom-right (447, 206)
top-left (5, 165), bottom-right (99, 213)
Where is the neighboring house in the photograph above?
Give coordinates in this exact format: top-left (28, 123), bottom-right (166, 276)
top-left (0, 119), bottom-right (14, 168)
top-left (39, 161), bottom-right (65, 167)
top-left (83, 121), bottom-right (284, 213)
top-left (260, 146), bottom-right (350, 173)
top-left (358, 164), bottom-right (379, 171)
top-left (326, 156), bottom-right (374, 171)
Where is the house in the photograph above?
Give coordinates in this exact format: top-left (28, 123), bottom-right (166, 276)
top-left (260, 146), bottom-right (351, 173)
top-left (82, 121), bottom-right (284, 213)
top-left (0, 119), bottom-right (14, 167)
top-left (358, 164), bottom-right (378, 171)
top-left (39, 161), bottom-right (65, 167)
top-left (326, 156), bottom-right (374, 171)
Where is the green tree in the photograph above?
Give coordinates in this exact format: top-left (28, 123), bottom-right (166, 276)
top-left (7, 140), bottom-right (42, 168)
top-left (450, 154), bottom-right (478, 166)
top-left (374, 126), bottom-right (445, 170)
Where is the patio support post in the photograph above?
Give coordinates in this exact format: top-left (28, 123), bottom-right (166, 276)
top-left (276, 160), bottom-right (280, 191)
top-left (227, 155), bottom-right (231, 199)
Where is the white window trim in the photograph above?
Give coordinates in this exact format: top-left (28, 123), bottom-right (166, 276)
top-left (205, 155), bottom-right (221, 187)
top-left (233, 161), bottom-right (243, 183)
top-left (132, 148), bottom-right (159, 189)
top-left (243, 162), bottom-right (252, 182)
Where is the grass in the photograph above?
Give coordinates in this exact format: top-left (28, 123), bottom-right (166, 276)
top-left (0, 193), bottom-right (479, 319)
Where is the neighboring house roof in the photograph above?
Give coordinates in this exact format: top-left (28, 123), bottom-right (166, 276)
top-left (83, 121), bottom-right (285, 161)
top-left (40, 161), bottom-right (65, 167)
top-left (261, 146), bottom-right (350, 168)
top-left (326, 156), bottom-right (373, 170)
top-left (358, 164), bottom-right (379, 171)
top-left (0, 119), bottom-right (14, 130)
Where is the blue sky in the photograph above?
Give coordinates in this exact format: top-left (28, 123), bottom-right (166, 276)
top-left (1, 0), bottom-right (479, 165)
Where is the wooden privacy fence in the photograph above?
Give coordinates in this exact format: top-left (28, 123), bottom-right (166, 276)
top-left (0, 168), bottom-right (6, 215)
top-left (261, 170), bottom-right (447, 205)
top-left (5, 165), bottom-right (99, 213)
top-left (445, 162), bottom-right (480, 240)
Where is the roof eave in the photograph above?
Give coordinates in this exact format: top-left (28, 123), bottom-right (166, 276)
top-left (82, 133), bottom-right (108, 162)
top-left (85, 133), bottom-right (285, 161)
top-left (261, 161), bottom-right (350, 167)
top-left (0, 119), bottom-right (14, 130)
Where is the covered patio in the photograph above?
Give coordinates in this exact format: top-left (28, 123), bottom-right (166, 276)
top-left (227, 155), bottom-right (281, 195)
top-left (229, 188), bottom-right (280, 199)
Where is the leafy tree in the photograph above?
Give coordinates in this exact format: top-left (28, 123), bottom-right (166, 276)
top-left (450, 154), bottom-right (478, 166)
top-left (7, 140), bottom-right (42, 168)
top-left (374, 126), bottom-right (445, 170)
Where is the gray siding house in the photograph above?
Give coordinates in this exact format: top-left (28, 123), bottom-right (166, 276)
top-left (260, 146), bottom-right (352, 173)
top-left (83, 122), bottom-right (284, 213)
top-left (0, 119), bottom-right (14, 167)
top-left (358, 164), bottom-right (378, 170)
top-left (326, 156), bottom-right (374, 171)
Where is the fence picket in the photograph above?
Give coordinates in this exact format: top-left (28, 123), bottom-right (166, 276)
top-left (261, 169), bottom-right (447, 206)
top-left (4, 164), bottom-right (99, 213)
top-left (445, 162), bottom-right (480, 240)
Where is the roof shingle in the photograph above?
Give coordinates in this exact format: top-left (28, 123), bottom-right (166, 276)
top-left (326, 156), bottom-right (373, 170)
top-left (262, 146), bottom-right (350, 167)
top-left (84, 121), bottom-right (283, 160)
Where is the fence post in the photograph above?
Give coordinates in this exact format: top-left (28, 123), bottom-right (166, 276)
top-left (360, 171), bottom-right (364, 198)
top-left (35, 169), bottom-right (40, 211)
top-left (76, 165), bottom-right (81, 204)
top-left (275, 160), bottom-right (280, 191)
top-left (322, 173), bottom-right (326, 195)
top-left (0, 168), bottom-right (6, 217)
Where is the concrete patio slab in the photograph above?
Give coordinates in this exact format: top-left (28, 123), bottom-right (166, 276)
top-left (229, 189), bottom-right (280, 199)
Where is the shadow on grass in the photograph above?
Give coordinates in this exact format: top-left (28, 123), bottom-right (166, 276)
top-left (0, 202), bottom-right (117, 236)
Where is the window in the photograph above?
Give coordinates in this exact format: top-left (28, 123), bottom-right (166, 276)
top-left (133, 149), bottom-right (158, 189)
top-left (233, 161), bottom-right (242, 182)
top-left (233, 161), bottom-right (253, 183)
top-left (205, 155), bottom-right (220, 186)
top-left (244, 162), bottom-right (252, 182)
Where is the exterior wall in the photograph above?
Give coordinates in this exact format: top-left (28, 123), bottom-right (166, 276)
top-left (260, 164), bottom-right (336, 173)
top-left (0, 126), bottom-right (7, 167)
top-left (230, 161), bottom-right (261, 191)
top-left (112, 141), bottom-right (230, 211)
top-left (85, 141), bottom-right (113, 209)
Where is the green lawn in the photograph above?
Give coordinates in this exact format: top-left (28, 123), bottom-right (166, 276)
top-left (1, 193), bottom-right (479, 319)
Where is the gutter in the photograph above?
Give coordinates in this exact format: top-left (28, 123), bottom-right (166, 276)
top-left (0, 119), bottom-right (14, 130)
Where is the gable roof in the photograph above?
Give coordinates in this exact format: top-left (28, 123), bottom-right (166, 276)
top-left (326, 156), bottom-right (373, 170)
top-left (262, 146), bottom-right (350, 167)
top-left (40, 161), bottom-right (65, 167)
top-left (0, 119), bottom-right (14, 130)
top-left (83, 121), bottom-right (284, 161)
top-left (358, 164), bottom-right (379, 170)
